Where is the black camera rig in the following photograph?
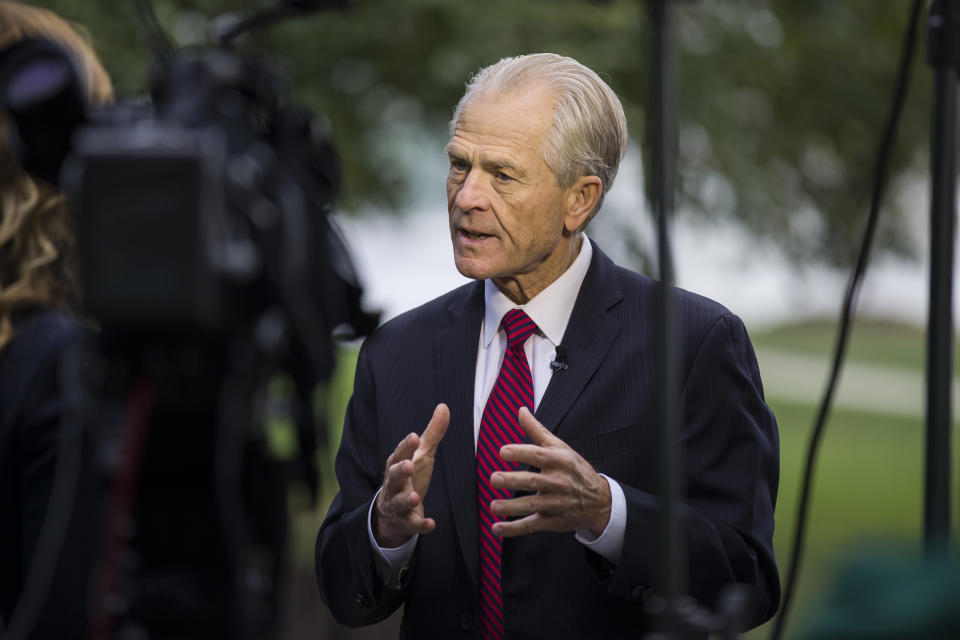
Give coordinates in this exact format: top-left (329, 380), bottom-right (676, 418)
top-left (0, 1), bottom-right (373, 637)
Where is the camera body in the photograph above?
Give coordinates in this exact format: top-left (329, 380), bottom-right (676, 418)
top-left (1, 28), bottom-right (374, 639)
top-left (71, 50), bottom-right (370, 375)
top-left (3, 38), bottom-right (374, 376)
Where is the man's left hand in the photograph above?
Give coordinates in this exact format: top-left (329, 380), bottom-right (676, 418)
top-left (490, 407), bottom-right (611, 538)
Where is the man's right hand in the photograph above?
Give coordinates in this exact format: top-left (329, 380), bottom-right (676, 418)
top-left (373, 403), bottom-right (450, 548)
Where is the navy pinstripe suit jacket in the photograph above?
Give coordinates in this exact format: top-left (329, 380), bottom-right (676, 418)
top-left (316, 241), bottom-right (780, 639)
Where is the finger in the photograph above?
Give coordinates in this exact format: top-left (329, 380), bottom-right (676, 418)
top-left (491, 494), bottom-right (565, 518)
top-left (491, 513), bottom-right (550, 538)
top-left (517, 406), bottom-right (560, 447)
top-left (386, 432), bottom-right (419, 468)
top-left (374, 490), bottom-right (436, 546)
top-left (381, 488), bottom-right (417, 512)
top-left (499, 443), bottom-right (562, 468)
top-left (490, 469), bottom-right (561, 493)
top-left (408, 515), bottom-right (437, 536)
top-left (419, 403), bottom-right (450, 453)
top-left (382, 459), bottom-right (415, 495)
top-left (383, 493), bottom-right (435, 533)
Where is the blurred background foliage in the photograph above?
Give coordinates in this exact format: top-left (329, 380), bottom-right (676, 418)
top-left (16, 3), bottom-right (946, 637)
top-left (30, 0), bottom-right (929, 268)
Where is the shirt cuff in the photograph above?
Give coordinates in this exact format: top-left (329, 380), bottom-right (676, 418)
top-left (367, 488), bottom-right (418, 576)
top-left (574, 474), bottom-right (625, 565)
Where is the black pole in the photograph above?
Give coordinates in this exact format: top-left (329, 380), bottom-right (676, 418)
top-left (640, 2), bottom-right (752, 636)
top-left (647, 0), bottom-right (685, 616)
top-left (924, 0), bottom-right (958, 556)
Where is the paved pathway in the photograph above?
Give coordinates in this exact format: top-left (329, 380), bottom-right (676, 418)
top-left (755, 347), bottom-right (958, 420)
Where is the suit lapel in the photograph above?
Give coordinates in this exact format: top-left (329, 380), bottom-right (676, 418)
top-left (430, 244), bottom-right (622, 590)
top-left (535, 242), bottom-right (623, 433)
top-left (434, 282), bottom-right (484, 593)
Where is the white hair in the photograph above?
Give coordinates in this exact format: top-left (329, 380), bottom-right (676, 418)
top-left (450, 53), bottom-right (628, 225)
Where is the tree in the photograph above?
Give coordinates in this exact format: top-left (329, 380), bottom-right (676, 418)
top-left (31, 0), bottom-right (931, 266)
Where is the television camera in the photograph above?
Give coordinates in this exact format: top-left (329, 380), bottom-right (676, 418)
top-left (0, 1), bottom-right (373, 637)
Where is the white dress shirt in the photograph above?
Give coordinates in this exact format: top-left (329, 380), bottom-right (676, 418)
top-left (369, 237), bottom-right (627, 572)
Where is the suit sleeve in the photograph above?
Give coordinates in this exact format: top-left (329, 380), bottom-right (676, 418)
top-left (601, 313), bottom-right (780, 628)
top-left (315, 341), bottom-right (410, 626)
top-left (15, 328), bottom-right (103, 639)
top-left (18, 345), bottom-right (67, 568)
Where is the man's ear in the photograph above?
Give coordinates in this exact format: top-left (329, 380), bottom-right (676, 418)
top-left (563, 175), bottom-right (603, 232)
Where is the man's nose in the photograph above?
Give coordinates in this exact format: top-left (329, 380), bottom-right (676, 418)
top-left (453, 169), bottom-right (490, 212)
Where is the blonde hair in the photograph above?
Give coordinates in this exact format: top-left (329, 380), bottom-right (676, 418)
top-left (0, 1), bottom-right (113, 350)
top-left (450, 53), bottom-right (628, 227)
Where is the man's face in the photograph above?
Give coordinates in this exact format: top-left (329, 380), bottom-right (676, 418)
top-left (445, 85), bottom-right (578, 301)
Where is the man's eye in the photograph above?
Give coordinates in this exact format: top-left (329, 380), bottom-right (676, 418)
top-left (495, 171), bottom-right (513, 182)
top-left (451, 159), bottom-right (469, 172)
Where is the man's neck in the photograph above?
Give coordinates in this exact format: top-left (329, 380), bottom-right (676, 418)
top-left (493, 234), bottom-right (584, 305)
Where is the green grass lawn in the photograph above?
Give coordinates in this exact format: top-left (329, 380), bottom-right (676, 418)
top-left (296, 319), bottom-right (955, 639)
top-left (748, 319), bottom-right (958, 638)
top-left (752, 318), bottom-right (954, 373)
top-left (747, 398), bottom-right (926, 639)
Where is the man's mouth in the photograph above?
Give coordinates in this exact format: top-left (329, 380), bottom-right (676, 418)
top-left (461, 229), bottom-right (490, 240)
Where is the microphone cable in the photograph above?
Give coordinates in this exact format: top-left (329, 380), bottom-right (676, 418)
top-left (770, 0), bottom-right (924, 638)
top-left (132, 0), bottom-right (175, 63)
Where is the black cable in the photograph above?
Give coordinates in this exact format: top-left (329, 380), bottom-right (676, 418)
top-left (132, 0), bottom-right (175, 62)
top-left (213, 0), bottom-right (349, 45)
top-left (214, 2), bottom-right (304, 45)
top-left (769, 1), bottom-right (923, 638)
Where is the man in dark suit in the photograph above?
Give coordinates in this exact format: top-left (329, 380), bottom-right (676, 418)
top-left (316, 53), bottom-right (779, 639)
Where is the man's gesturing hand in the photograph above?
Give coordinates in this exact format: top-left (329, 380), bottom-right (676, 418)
top-left (489, 407), bottom-right (612, 538)
top-left (373, 403), bottom-right (450, 548)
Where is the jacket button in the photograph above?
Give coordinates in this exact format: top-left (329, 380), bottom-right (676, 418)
top-left (355, 592), bottom-right (371, 608)
top-left (460, 612), bottom-right (474, 631)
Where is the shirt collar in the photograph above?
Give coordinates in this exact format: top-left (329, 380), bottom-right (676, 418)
top-left (482, 236), bottom-right (593, 348)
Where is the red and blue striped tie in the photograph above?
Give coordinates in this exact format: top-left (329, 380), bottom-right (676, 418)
top-left (476, 308), bottom-right (537, 640)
